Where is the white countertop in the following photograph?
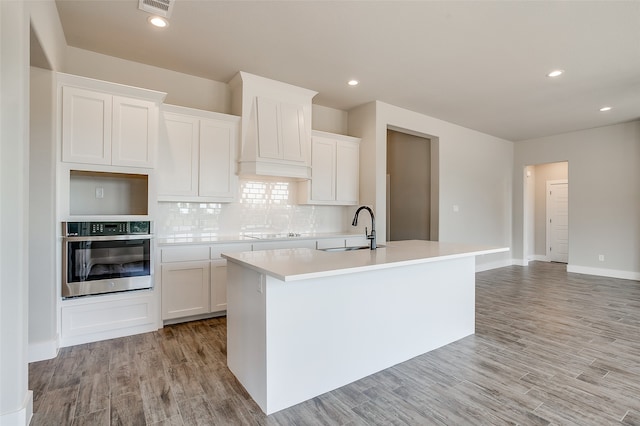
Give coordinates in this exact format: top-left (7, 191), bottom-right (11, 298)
top-left (222, 240), bottom-right (509, 282)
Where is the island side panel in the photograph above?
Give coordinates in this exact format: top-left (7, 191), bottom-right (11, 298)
top-left (264, 256), bottom-right (475, 414)
top-left (226, 262), bottom-right (268, 412)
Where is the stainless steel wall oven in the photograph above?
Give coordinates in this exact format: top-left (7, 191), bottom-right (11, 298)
top-left (62, 221), bottom-right (153, 298)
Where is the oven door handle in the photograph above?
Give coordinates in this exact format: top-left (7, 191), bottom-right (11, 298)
top-left (63, 234), bottom-right (153, 242)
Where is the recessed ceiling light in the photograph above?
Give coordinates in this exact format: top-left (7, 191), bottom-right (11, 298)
top-left (148, 16), bottom-right (168, 28)
top-left (547, 70), bottom-right (564, 78)
top-left (599, 106), bottom-right (612, 112)
top-left (347, 80), bottom-right (359, 86)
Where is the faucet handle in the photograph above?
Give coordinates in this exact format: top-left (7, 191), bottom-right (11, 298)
top-left (365, 226), bottom-right (368, 237)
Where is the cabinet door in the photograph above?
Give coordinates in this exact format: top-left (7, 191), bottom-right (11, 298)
top-left (62, 86), bottom-right (112, 165)
top-left (210, 259), bottom-right (228, 313)
top-left (336, 140), bottom-right (359, 205)
top-left (199, 118), bottom-right (237, 200)
top-left (157, 112), bottom-right (199, 197)
top-left (310, 137), bottom-right (336, 202)
top-left (112, 96), bottom-right (158, 168)
top-left (161, 261), bottom-right (210, 320)
top-left (279, 101), bottom-right (305, 162)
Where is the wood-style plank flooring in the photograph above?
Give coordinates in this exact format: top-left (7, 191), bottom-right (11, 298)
top-left (30, 262), bottom-right (640, 425)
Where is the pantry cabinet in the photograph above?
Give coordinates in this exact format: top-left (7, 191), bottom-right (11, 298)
top-left (157, 105), bottom-right (239, 202)
top-left (59, 74), bottom-right (165, 168)
top-left (299, 131), bottom-right (360, 205)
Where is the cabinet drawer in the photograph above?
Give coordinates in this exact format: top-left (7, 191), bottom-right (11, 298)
top-left (161, 246), bottom-right (210, 263)
top-left (210, 243), bottom-right (253, 259)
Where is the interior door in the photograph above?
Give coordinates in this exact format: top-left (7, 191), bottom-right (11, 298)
top-left (547, 180), bottom-right (569, 263)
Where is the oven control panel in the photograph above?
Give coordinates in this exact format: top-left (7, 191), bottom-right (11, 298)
top-left (65, 221), bottom-right (151, 236)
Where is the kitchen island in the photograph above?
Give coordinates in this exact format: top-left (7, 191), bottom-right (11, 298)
top-left (222, 240), bottom-right (508, 414)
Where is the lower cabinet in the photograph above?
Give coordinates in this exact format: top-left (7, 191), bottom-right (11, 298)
top-left (211, 259), bottom-right (228, 313)
top-left (161, 261), bottom-right (211, 320)
top-left (160, 243), bottom-right (252, 321)
top-left (160, 237), bottom-right (369, 323)
top-left (60, 290), bottom-right (158, 347)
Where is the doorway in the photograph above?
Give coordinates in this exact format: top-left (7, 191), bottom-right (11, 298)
top-left (523, 161), bottom-right (569, 263)
top-left (386, 129), bottom-right (432, 241)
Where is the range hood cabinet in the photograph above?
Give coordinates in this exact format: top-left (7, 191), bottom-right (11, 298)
top-left (230, 72), bottom-right (317, 179)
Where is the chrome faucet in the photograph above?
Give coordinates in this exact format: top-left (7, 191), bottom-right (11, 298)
top-left (352, 206), bottom-right (377, 250)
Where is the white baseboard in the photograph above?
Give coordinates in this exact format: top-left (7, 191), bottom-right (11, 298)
top-left (28, 338), bottom-right (59, 363)
top-left (59, 323), bottom-right (158, 348)
top-left (510, 258), bottom-right (529, 266)
top-left (567, 264), bottom-right (640, 281)
top-left (530, 255), bottom-right (549, 262)
top-left (1, 390), bottom-right (33, 426)
top-left (476, 258), bottom-right (513, 272)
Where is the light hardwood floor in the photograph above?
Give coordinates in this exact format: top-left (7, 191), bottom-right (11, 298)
top-left (30, 262), bottom-right (640, 425)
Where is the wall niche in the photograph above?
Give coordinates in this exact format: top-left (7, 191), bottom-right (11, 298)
top-left (69, 170), bottom-right (148, 216)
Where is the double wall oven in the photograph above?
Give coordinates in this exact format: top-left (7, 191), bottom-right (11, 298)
top-left (62, 221), bottom-right (153, 298)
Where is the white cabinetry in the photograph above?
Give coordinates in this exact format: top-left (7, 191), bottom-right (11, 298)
top-left (158, 105), bottom-right (239, 202)
top-left (160, 243), bottom-right (252, 321)
top-left (230, 71), bottom-right (317, 179)
top-left (60, 290), bottom-right (157, 347)
top-left (255, 97), bottom-right (306, 162)
top-left (59, 73), bottom-right (165, 168)
top-left (162, 261), bottom-right (211, 319)
top-left (211, 259), bottom-right (228, 313)
top-left (299, 131), bottom-right (360, 205)
top-left (251, 239), bottom-right (317, 251)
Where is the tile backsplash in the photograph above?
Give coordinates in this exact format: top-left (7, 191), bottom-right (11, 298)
top-left (156, 178), bottom-right (350, 238)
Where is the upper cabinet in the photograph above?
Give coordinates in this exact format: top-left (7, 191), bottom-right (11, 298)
top-left (157, 104), bottom-right (239, 203)
top-left (58, 73), bottom-right (166, 168)
top-left (229, 71), bottom-right (317, 179)
top-left (298, 131), bottom-right (360, 205)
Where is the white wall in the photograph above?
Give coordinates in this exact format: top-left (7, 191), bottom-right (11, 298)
top-left (1, 0), bottom-right (33, 424)
top-left (29, 66), bottom-right (58, 362)
top-left (349, 101), bottom-right (513, 271)
top-left (64, 46), bottom-right (230, 113)
top-left (28, 0), bottom-right (66, 71)
top-left (312, 104), bottom-right (348, 134)
top-left (513, 121), bottom-right (640, 279)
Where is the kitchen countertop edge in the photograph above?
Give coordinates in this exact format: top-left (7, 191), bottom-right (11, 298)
top-left (222, 240), bottom-right (510, 282)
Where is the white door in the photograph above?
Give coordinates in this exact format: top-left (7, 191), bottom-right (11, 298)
top-left (547, 181), bottom-right (569, 263)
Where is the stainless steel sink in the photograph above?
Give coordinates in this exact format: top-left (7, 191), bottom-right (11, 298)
top-left (320, 245), bottom-right (384, 252)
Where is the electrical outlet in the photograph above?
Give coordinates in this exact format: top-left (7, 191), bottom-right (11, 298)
top-left (95, 187), bottom-right (104, 199)
top-left (598, 254), bottom-right (605, 262)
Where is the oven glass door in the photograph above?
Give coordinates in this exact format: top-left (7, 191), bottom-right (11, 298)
top-left (64, 237), bottom-right (152, 298)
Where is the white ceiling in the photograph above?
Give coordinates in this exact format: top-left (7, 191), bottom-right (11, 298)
top-left (54, 0), bottom-right (640, 141)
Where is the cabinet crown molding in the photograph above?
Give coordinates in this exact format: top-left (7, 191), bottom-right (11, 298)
top-left (57, 72), bottom-right (167, 103)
